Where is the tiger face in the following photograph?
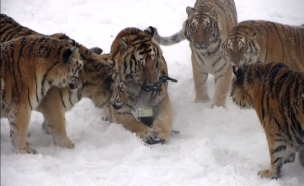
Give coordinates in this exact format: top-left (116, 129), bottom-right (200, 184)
top-left (185, 6), bottom-right (221, 51)
top-left (111, 27), bottom-right (162, 88)
top-left (108, 77), bottom-right (129, 111)
top-left (230, 65), bottom-right (255, 109)
top-left (222, 29), bottom-right (260, 67)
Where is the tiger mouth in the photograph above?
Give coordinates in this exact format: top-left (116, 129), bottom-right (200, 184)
top-left (68, 83), bottom-right (78, 90)
top-left (68, 76), bottom-right (82, 90)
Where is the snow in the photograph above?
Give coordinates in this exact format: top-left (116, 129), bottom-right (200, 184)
top-left (1, 0), bottom-right (304, 185)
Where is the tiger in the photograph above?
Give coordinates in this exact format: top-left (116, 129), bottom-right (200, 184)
top-left (104, 26), bottom-right (174, 144)
top-left (1, 35), bottom-right (83, 154)
top-left (222, 20), bottom-right (304, 72)
top-left (153, 0), bottom-right (238, 108)
top-left (230, 62), bottom-right (304, 179)
top-left (0, 13), bottom-right (115, 149)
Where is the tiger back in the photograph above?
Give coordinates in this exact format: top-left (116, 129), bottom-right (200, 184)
top-left (222, 20), bottom-right (304, 72)
top-left (104, 26), bottom-right (174, 144)
top-left (153, 0), bottom-right (238, 108)
top-left (1, 35), bottom-right (83, 154)
top-left (1, 13), bottom-right (114, 150)
top-left (230, 62), bottom-right (304, 179)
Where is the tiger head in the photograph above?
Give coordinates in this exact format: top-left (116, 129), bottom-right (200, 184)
top-left (107, 75), bottom-right (129, 111)
top-left (230, 65), bottom-right (254, 109)
top-left (184, 6), bottom-right (221, 51)
top-left (52, 44), bottom-right (83, 90)
top-left (110, 26), bottom-right (162, 88)
top-left (108, 27), bottom-right (165, 110)
top-left (79, 53), bottom-right (117, 108)
top-left (230, 63), bottom-right (268, 109)
top-left (222, 27), bottom-right (260, 67)
top-left (51, 33), bottom-right (116, 107)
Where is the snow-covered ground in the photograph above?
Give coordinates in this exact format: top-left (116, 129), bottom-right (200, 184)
top-left (1, 0), bottom-right (304, 185)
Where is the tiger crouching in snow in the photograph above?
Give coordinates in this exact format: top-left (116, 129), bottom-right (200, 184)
top-left (153, 0), bottom-right (238, 108)
top-left (230, 62), bottom-right (304, 179)
top-left (0, 13), bottom-right (115, 150)
top-left (222, 20), bottom-right (304, 71)
top-left (104, 26), bottom-right (176, 144)
top-left (0, 35), bottom-right (83, 154)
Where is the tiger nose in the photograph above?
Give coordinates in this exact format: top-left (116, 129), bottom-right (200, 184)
top-left (69, 83), bottom-right (76, 90)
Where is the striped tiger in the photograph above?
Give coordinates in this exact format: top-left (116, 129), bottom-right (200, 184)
top-left (222, 20), bottom-right (304, 72)
top-left (1, 35), bottom-right (83, 154)
top-left (230, 62), bottom-right (304, 179)
top-left (1, 13), bottom-right (114, 149)
top-left (104, 26), bottom-right (174, 144)
top-left (153, 0), bottom-right (238, 108)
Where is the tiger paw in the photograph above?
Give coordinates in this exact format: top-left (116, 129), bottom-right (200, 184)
top-left (16, 146), bottom-right (38, 154)
top-left (210, 103), bottom-right (226, 109)
top-left (151, 125), bottom-right (170, 143)
top-left (138, 127), bottom-right (159, 144)
top-left (42, 122), bottom-right (51, 135)
top-left (53, 137), bottom-right (75, 149)
top-left (258, 169), bottom-right (280, 179)
top-left (195, 95), bottom-right (210, 103)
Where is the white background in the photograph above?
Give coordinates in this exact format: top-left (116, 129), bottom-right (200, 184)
top-left (1, 0), bottom-right (304, 185)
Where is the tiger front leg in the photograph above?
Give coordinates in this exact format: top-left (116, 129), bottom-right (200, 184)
top-left (191, 54), bottom-right (210, 103)
top-left (258, 128), bottom-right (286, 179)
top-left (151, 97), bottom-right (173, 142)
top-left (211, 64), bottom-right (232, 108)
top-left (8, 103), bottom-right (37, 154)
top-left (37, 88), bottom-right (75, 149)
top-left (109, 108), bottom-right (158, 143)
top-left (40, 109), bottom-right (75, 149)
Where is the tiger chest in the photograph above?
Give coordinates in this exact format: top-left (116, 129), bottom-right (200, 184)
top-left (193, 50), bottom-right (227, 75)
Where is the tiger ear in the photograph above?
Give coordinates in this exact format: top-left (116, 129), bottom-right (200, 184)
top-left (63, 47), bottom-right (76, 63)
top-left (186, 6), bottom-right (195, 16)
top-left (90, 47), bottom-right (103, 54)
top-left (119, 37), bottom-right (129, 50)
top-left (210, 7), bottom-right (218, 18)
top-left (145, 26), bottom-right (155, 38)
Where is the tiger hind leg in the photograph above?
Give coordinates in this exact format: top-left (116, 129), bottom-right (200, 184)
top-left (9, 103), bottom-right (37, 154)
top-left (258, 129), bottom-right (286, 179)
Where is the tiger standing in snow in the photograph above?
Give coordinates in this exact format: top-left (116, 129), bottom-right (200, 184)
top-left (231, 62), bottom-right (304, 179)
top-left (154, 0), bottom-right (238, 108)
top-left (0, 13), bottom-right (115, 149)
top-left (1, 35), bottom-right (83, 154)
